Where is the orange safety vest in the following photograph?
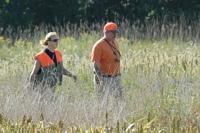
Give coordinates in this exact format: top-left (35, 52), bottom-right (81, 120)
top-left (35, 49), bottom-right (62, 67)
top-left (33, 49), bottom-right (63, 92)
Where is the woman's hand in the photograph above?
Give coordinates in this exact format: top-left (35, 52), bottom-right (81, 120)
top-left (71, 74), bottom-right (77, 82)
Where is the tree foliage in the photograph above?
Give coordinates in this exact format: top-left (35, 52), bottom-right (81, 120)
top-left (0, 0), bottom-right (199, 32)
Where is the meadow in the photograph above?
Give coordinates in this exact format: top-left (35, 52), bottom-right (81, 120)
top-left (0, 19), bottom-right (200, 132)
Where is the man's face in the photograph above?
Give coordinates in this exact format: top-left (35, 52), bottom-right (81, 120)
top-left (105, 31), bottom-right (117, 41)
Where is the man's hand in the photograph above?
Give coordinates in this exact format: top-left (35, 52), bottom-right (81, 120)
top-left (26, 83), bottom-right (34, 93)
top-left (99, 76), bottom-right (105, 86)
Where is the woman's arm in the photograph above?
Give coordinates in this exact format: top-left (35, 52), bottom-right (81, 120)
top-left (29, 59), bottom-right (41, 83)
top-left (27, 59), bottom-right (41, 90)
top-left (62, 64), bottom-right (77, 82)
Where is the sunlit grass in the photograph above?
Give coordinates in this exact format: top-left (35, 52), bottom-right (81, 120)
top-left (0, 20), bottom-right (200, 132)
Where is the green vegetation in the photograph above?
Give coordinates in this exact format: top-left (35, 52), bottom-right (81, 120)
top-left (0, 20), bottom-right (200, 132)
top-left (1, 0), bottom-right (199, 30)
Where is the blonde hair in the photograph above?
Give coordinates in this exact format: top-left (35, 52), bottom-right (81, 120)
top-left (40, 32), bottom-right (58, 46)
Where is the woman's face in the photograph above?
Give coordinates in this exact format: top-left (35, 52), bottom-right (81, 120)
top-left (48, 35), bottom-right (59, 50)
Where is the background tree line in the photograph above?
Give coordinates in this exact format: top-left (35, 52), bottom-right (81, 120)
top-left (0, 0), bottom-right (199, 35)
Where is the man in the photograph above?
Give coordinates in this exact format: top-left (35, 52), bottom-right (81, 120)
top-left (91, 22), bottom-right (122, 99)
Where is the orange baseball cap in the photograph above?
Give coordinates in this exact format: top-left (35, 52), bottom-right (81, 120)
top-left (104, 22), bottom-right (119, 33)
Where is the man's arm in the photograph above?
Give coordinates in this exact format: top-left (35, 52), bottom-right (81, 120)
top-left (93, 60), bottom-right (102, 81)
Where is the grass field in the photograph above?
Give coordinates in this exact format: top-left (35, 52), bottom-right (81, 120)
top-left (0, 19), bottom-right (200, 132)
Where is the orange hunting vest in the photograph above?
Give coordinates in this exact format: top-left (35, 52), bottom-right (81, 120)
top-left (33, 49), bottom-right (63, 92)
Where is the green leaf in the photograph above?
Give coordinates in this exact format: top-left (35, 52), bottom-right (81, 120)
top-left (5, 0), bottom-right (10, 3)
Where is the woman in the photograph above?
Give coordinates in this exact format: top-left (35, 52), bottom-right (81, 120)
top-left (29, 32), bottom-right (77, 93)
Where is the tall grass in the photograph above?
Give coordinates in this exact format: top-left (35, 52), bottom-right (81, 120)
top-left (0, 18), bottom-right (200, 132)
